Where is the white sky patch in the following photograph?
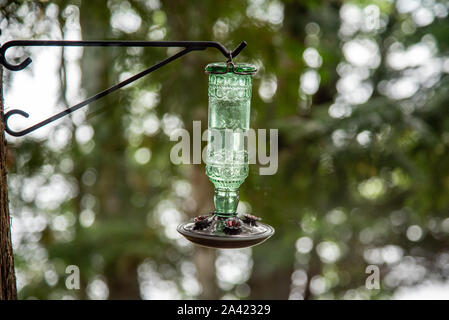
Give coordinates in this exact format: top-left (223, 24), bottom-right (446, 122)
top-left (135, 147), bottom-right (152, 164)
top-left (332, 33), bottom-right (379, 111)
top-left (133, 90), bottom-right (160, 113)
top-left (145, 0), bottom-right (161, 11)
top-left (329, 102), bottom-right (352, 119)
top-left (173, 180), bottom-right (191, 198)
top-left (310, 275), bottom-right (327, 295)
top-left (110, 6), bottom-right (142, 34)
top-left (296, 236), bottom-right (313, 254)
top-left (396, 0), bottom-right (420, 14)
top-left (340, 3), bottom-right (362, 37)
top-left (75, 124), bottom-right (94, 144)
top-left (332, 129), bottom-right (349, 148)
top-left (143, 113), bottom-right (160, 136)
top-left (303, 47), bottom-right (322, 68)
top-left (305, 22), bottom-right (320, 36)
top-left (362, 5), bottom-right (380, 32)
top-left (382, 245), bottom-right (404, 264)
top-left (434, 3), bottom-right (448, 18)
top-left (358, 176), bottom-right (386, 200)
top-left (138, 260), bottom-right (182, 299)
top-left (413, 7), bottom-right (434, 27)
top-left (153, 200), bottom-right (186, 240)
top-left (348, 82), bottom-right (373, 105)
top-left (246, 0), bottom-right (284, 30)
top-left (213, 19), bottom-right (230, 40)
top-left (46, 126), bottom-right (72, 152)
top-left (258, 74), bottom-right (278, 102)
top-left (11, 206), bottom-right (47, 249)
top-left (237, 201), bottom-right (252, 215)
top-left (356, 130), bottom-right (372, 146)
top-left (5, 48), bottom-right (62, 141)
top-left (316, 241), bottom-right (341, 263)
top-left (326, 208), bottom-right (347, 225)
top-left (384, 256), bottom-right (427, 288)
top-left (2, 5), bottom-right (83, 144)
top-left (300, 70), bottom-right (320, 95)
top-left (36, 174), bottom-right (77, 210)
top-left (384, 77), bottom-right (420, 100)
top-left (148, 25), bottom-right (166, 41)
top-left (441, 218), bottom-right (449, 233)
top-left (180, 261), bottom-right (202, 297)
top-left (394, 280), bottom-right (449, 300)
top-left (407, 225), bottom-right (423, 242)
top-left (80, 209), bottom-right (95, 228)
top-left (291, 269), bottom-right (308, 288)
top-left (387, 42), bottom-right (433, 70)
top-left (87, 277), bottom-right (109, 300)
top-left (216, 248), bottom-right (253, 290)
top-left (161, 113), bottom-right (184, 137)
top-left (44, 268), bottom-right (59, 287)
top-left (63, 5), bottom-right (83, 105)
top-left (343, 39), bottom-right (380, 69)
top-left (383, 37), bottom-right (443, 100)
top-left (337, 73), bottom-right (373, 105)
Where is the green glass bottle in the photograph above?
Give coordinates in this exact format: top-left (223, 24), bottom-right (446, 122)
top-left (205, 62), bottom-right (257, 218)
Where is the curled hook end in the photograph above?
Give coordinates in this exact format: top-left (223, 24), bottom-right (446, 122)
top-left (0, 41), bottom-right (33, 71)
top-left (2, 57), bottom-right (33, 71)
top-left (3, 109), bottom-right (30, 137)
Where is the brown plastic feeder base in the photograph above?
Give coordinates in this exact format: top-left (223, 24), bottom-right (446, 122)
top-left (177, 214), bottom-right (274, 249)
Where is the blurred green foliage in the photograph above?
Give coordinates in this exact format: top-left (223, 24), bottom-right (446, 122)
top-left (2, 0), bottom-right (449, 299)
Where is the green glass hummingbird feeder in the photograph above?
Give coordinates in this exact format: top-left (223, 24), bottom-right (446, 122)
top-left (177, 62), bottom-right (275, 249)
top-left (0, 38), bottom-right (272, 249)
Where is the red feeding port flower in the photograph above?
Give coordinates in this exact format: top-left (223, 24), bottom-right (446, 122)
top-left (243, 214), bottom-right (261, 226)
top-left (194, 215), bottom-right (208, 223)
top-left (193, 215), bottom-right (211, 230)
top-left (224, 217), bottom-right (241, 234)
top-left (226, 218), bottom-right (240, 228)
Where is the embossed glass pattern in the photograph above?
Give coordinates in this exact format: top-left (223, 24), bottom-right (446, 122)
top-left (205, 62), bottom-right (257, 217)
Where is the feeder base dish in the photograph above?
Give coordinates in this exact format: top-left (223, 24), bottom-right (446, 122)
top-left (177, 214), bottom-right (274, 249)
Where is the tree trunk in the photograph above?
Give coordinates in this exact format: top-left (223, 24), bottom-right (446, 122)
top-left (0, 66), bottom-right (17, 300)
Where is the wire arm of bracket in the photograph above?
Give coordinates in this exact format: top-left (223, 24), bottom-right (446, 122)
top-left (0, 40), bottom-right (247, 137)
top-left (0, 40), bottom-right (246, 71)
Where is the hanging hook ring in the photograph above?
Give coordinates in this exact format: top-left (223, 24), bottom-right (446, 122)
top-left (0, 52), bottom-right (32, 71)
top-left (2, 109), bottom-right (30, 137)
top-left (0, 42), bottom-right (33, 71)
top-left (226, 61), bottom-right (235, 73)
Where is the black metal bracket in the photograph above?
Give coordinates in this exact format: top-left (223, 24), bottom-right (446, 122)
top-left (0, 40), bottom-right (248, 137)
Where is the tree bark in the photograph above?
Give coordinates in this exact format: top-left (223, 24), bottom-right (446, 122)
top-left (0, 66), bottom-right (17, 300)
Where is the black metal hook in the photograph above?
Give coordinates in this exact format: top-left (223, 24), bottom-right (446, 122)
top-left (0, 40), bottom-right (247, 136)
top-left (229, 41), bottom-right (247, 63)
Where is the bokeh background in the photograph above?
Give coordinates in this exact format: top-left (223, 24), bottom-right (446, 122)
top-left (1, 0), bottom-right (449, 300)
